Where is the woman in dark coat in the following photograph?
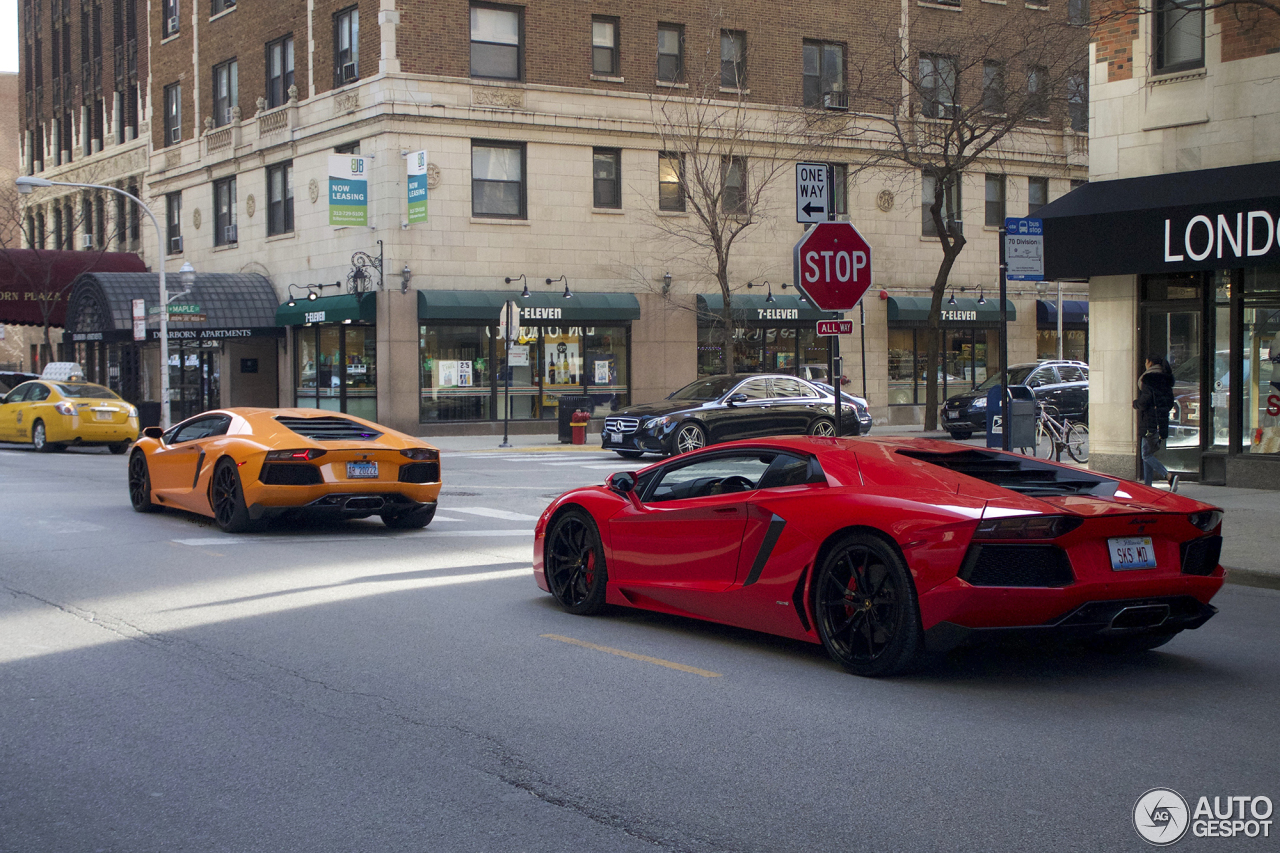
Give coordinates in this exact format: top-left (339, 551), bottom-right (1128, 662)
top-left (1133, 356), bottom-right (1177, 490)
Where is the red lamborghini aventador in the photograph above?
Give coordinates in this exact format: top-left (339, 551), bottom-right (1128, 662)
top-left (533, 437), bottom-right (1226, 677)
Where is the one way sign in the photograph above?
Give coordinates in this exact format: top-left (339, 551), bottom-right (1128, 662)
top-left (796, 162), bottom-right (829, 223)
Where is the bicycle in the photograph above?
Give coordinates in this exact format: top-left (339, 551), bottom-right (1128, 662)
top-left (1032, 403), bottom-right (1089, 463)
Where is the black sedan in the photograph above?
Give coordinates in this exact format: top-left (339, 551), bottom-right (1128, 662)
top-left (941, 360), bottom-right (1089, 440)
top-left (601, 374), bottom-right (859, 458)
top-left (812, 382), bottom-right (874, 436)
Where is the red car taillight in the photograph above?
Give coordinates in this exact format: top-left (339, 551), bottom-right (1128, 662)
top-left (1188, 510), bottom-right (1223, 533)
top-left (972, 515), bottom-right (1083, 540)
top-left (265, 449), bottom-right (328, 461)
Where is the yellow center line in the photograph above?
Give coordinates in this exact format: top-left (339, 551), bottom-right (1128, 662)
top-left (541, 634), bottom-right (722, 678)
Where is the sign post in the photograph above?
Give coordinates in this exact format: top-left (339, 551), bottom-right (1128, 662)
top-left (793, 221), bottom-right (874, 438)
top-left (499, 300), bottom-right (520, 448)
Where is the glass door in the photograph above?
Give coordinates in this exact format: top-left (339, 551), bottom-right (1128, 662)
top-left (1144, 307), bottom-right (1203, 475)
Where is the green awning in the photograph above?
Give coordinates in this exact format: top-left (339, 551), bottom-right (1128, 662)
top-left (886, 296), bottom-right (1016, 326)
top-left (275, 292), bottom-right (377, 326)
top-left (417, 290), bottom-right (640, 323)
top-left (696, 293), bottom-right (832, 325)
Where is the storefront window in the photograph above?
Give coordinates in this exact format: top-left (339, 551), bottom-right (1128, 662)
top-left (1147, 306), bottom-right (1202, 473)
top-left (1036, 329), bottom-right (1088, 361)
top-left (889, 327), bottom-right (993, 405)
top-left (1242, 305), bottom-right (1280, 454)
top-left (419, 325), bottom-right (494, 422)
top-left (417, 323), bottom-right (631, 422)
top-left (295, 323), bottom-right (376, 420)
top-left (696, 325), bottom-right (822, 378)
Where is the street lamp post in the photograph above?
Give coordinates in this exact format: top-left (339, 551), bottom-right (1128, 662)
top-left (16, 175), bottom-right (176, 429)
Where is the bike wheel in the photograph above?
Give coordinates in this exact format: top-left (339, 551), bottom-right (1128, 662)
top-left (1065, 422), bottom-right (1089, 463)
top-left (1033, 423), bottom-right (1056, 459)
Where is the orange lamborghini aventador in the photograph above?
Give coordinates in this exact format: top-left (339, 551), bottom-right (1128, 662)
top-left (127, 408), bottom-right (441, 532)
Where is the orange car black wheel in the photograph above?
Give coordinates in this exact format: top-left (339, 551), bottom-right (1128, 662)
top-left (545, 509), bottom-right (608, 615)
top-left (211, 458), bottom-right (252, 533)
top-left (128, 451), bottom-right (159, 513)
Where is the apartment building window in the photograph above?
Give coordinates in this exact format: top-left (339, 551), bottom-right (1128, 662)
top-left (267, 162), bottom-right (294, 235)
top-left (114, 192), bottom-right (125, 246)
top-left (922, 173), bottom-right (961, 237)
top-left (919, 54), bottom-right (958, 119)
top-left (658, 152), bottom-right (685, 212)
top-left (1028, 177), bottom-right (1048, 215)
top-left (128, 182), bottom-right (141, 243)
top-left (335, 7), bottom-right (359, 85)
top-left (722, 156), bottom-right (748, 215)
top-left (1155, 0), bottom-right (1203, 72)
top-left (94, 195), bottom-right (106, 247)
top-left (985, 174), bottom-right (1005, 227)
top-left (214, 176), bottom-right (237, 246)
top-left (593, 149), bottom-right (621, 209)
top-left (163, 0), bottom-right (178, 36)
top-left (470, 5), bottom-right (520, 80)
top-left (802, 41), bottom-right (845, 109)
top-left (166, 192), bottom-right (182, 254)
top-left (982, 61), bottom-right (1004, 113)
top-left (720, 30), bottom-right (746, 90)
top-left (59, 113), bottom-right (73, 165)
top-left (212, 0), bottom-right (235, 15)
top-left (472, 141), bottom-right (525, 219)
top-left (335, 141), bottom-right (360, 155)
top-left (53, 206), bottom-right (63, 249)
top-left (163, 83), bottom-right (181, 146)
top-left (657, 24), bottom-right (682, 83)
top-left (1068, 0), bottom-right (1089, 25)
top-left (830, 163), bottom-right (848, 216)
top-left (35, 212), bottom-right (46, 249)
top-left (81, 197), bottom-right (93, 249)
top-left (592, 17), bottom-right (618, 76)
top-left (1067, 72), bottom-right (1087, 132)
top-left (1070, 178), bottom-right (1088, 191)
top-left (1027, 66), bottom-right (1048, 118)
top-left (266, 35), bottom-right (294, 108)
top-left (212, 59), bottom-right (238, 127)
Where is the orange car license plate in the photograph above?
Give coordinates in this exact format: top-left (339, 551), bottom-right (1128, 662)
top-left (347, 461), bottom-right (378, 479)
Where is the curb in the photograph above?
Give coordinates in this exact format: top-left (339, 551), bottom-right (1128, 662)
top-left (1224, 567), bottom-right (1280, 591)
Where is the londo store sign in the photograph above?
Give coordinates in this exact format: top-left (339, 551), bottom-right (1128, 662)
top-left (1164, 209), bottom-right (1279, 264)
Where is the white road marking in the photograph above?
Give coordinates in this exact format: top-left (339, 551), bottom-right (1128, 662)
top-left (172, 528), bottom-right (533, 546)
top-left (449, 507), bottom-right (542, 521)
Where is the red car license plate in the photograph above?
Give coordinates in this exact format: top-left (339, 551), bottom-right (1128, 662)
top-left (1108, 536), bottom-right (1156, 570)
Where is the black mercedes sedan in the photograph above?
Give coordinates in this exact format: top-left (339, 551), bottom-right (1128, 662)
top-left (601, 374), bottom-right (859, 458)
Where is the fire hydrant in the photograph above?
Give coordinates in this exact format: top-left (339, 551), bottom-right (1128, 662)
top-left (570, 409), bottom-right (591, 445)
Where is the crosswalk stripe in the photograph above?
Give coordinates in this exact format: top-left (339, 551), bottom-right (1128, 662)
top-left (449, 506), bottom-right (542, 521)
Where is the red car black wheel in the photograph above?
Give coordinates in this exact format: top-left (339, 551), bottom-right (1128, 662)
top-left (814, 533), bottom-right (921, 677)
top-left (545, 509), bottom-right (608, 615)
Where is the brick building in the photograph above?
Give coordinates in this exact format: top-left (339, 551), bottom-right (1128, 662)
top-left (1039, 1), bottom-right (1280, 487)
top-left (17, 0), bottom-right (1088, 434)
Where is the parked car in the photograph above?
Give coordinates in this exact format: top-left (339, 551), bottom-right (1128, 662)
top-left (128, 408), bottom-right (441, 532)
top-left (0, 379), bottom-right (139, 452)
top-left (601, 374), bottom-right (859, 458)
top-left (941, 360), bottom-right (1089, 440)
top-left (811, 381), bottom-right (873, 435)
top-left (534, 435), bottom-right (1225, 676)
top-left (0, 371), bottom-right (39, 390)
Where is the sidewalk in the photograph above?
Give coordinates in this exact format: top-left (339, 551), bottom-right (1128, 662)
top-left (424, 424), bottom-right (1280, 589)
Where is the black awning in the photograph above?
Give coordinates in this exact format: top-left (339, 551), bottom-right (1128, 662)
top-left (64, 272), bottom-right (283, 343)
top-left (1039, 161), bottom-right (1280, 280)
top-left (1035, 299), bottom-right (1088, 326)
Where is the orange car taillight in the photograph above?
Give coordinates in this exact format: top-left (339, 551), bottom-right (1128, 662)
top-left (265, 449), bottom-right (328, 461)
top-left (400, 448), bottom-right (439, 461)
top-left (972, 515), bottom-right (1083, 540)
top-left (54, 401), bottom-right (76, 415)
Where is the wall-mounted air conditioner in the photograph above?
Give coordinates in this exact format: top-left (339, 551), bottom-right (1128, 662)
top-left (169, 235), bottom-right (183, 253)
top-left (169, 126), bottom-right (180, 144)
top-left (822, 91), bottom-right (848, 111)
top-left (166, 16), bottom-right (178, 32)
top-left (81, 234), bottom-right (93, 249)
top-left (224, 225), bottom-right (237, 243)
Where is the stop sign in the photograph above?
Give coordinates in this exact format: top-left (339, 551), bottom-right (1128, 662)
top-left (792, 222), bottom-right (873, 312)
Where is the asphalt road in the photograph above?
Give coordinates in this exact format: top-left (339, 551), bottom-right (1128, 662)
top-left (1, 443), bottom-right (1276, 853)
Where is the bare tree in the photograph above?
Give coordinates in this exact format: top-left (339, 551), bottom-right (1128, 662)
top-left (843, 10), bottom-right (1088, 429)
top-left (642, 11), bottom-right (827, 378)
top-left (0, 178), bottom-right (118, 361)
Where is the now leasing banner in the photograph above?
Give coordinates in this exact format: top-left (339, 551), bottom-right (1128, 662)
top-left (329, 155), bottom-right (369, 226)
top-left (407, 150), bottom-right (429, 224)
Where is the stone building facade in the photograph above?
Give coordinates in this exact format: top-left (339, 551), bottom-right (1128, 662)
top-left (18, 0), bottom-right (1089, 434)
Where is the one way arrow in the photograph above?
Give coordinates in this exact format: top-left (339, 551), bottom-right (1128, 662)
top-left (802, 201), bottom-right (825, 217)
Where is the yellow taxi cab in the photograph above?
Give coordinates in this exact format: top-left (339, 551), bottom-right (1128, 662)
top-left (0, 380), bottom-right (140, 453)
